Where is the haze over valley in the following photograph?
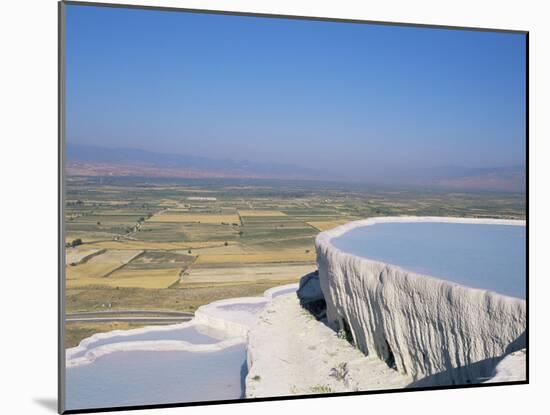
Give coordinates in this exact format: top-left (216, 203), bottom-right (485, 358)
top-left (67, 143), bottom-right (525, 192)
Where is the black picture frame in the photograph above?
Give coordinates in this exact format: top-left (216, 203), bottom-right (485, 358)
top-left (58, 2), bottom-right (529, 413)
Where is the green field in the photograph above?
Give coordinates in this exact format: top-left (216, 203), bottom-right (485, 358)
top-left (64, 176), bottom-right (525, 347)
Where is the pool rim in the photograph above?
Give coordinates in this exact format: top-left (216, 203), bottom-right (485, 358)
top-left (316, 216), bottom-right (526, 301)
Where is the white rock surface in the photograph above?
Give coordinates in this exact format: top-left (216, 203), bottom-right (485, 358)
top-left (246, 293), bottom-right (411, 398)
top-left (193, 297), bottom-right (269, 337)
top-left (486, 349), bottom-right (527, 383)
top-left (66, 284), bottom-right (300, 368)
top-left (316, 217), bottom-right (526, 385)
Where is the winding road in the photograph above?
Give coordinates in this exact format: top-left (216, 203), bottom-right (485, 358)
top-left (66, 310), bottom-right (194, 324)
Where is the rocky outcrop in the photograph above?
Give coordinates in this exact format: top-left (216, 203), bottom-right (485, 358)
top-left (316, 217), bottom-right (526, 386)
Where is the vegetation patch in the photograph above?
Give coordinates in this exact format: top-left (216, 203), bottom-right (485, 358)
top-left (309, 385), bottom-right (332, 394)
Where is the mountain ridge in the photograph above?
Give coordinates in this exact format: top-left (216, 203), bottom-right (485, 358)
top-left (66, 143), bottom-right (525, 192)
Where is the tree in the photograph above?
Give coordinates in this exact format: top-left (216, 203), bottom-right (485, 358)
top-left (71, 238), bottom-right (82, 247)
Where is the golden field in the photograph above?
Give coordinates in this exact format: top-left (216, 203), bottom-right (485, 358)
top-left (306, 219), bottom-right (354, 231)
top-left (238, 210), bottom-right (287, 217)
top-left (66, 249), bottom-right (143, 280)
top-left (65, 247), bottom-right (105, 265)
top-left (88, 240), bottom-right (227, 250)
top-left (193, 250), bottom-right (315, 265)
top-left (188, 244), bottom-right (250, 255)
top-left (180, 263), bottom-right (315, 285)
top-left (67, 267), bottom-right (181, 289)
top-left (149, 212), bottom-right (240, 224)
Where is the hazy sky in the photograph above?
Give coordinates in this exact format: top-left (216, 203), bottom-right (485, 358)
top-left (65, 5), bottom-right (526, 179)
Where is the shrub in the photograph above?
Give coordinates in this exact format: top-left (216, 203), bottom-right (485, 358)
top-left (329, 363), bottom-right (347, 381)
top-left (310, 385), bottom-right (332, 394)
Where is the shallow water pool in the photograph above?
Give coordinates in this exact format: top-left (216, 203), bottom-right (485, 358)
top-left (65, 295), bottom-right (271, 410)
top-left (69, 324), bottom-right (225, 360)
top-left (66, 344), bottom-right (247, 410)
top-left (331, 222), bottom-right (525, 299)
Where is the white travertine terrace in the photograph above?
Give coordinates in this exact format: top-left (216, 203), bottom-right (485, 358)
top-left (316, 217), bottom-right (526, 385)
top-left (193, 297), bottom-right (269, 337)
top-left (245, 293), bottom-right (412, 398)
top-left (66, 284), bottom-right (298, 368)
top-left (485, 349), bottom-right (526, 383)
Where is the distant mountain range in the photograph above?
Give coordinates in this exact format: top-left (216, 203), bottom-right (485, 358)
top-left (66, 143), bottom-right (323, 180)
top-left (66, 143), bottom-right (525, 192)
top-left (385, 165), bottom-right (526, 192)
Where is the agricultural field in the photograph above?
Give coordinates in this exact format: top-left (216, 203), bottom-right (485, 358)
top-left (307, 220), bottom-right (355, 231)
top-left (149, 212), bottom-right (240, 224)
top-left (65, 246), bottom-right (105, 266)
top-left (238, 210), bottom-right (288, 217)
top-left (66, 249), bottom-right (143, 282)
top-left (64, 176), bottom-right (526, 347)
top-left (178, 263), bottom-right (316, 285)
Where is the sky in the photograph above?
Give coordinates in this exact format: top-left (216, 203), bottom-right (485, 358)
top-left (65, 4), bottom-right (526, 180)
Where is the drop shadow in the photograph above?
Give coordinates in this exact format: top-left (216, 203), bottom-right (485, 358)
top-left (297, 270), bottom-right (327, 321)
top-left (34, 398), bottom-right (57, 413)
top-left (407, 356), bottom-right (502, 387)
top-left (239, 359), bottom-right (249, 399)
top-left (407, 330), bottom-right (526, 388)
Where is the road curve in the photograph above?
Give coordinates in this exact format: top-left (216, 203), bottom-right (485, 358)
top-left (66, 316), bottom-right (193, 324)
top-left (66, 310), bottom-right (194, 324)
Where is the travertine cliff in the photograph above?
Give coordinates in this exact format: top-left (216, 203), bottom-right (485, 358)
top-left (316, 217), bottom-right (526, 385)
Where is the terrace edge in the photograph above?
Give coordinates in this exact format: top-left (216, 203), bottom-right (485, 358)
top-left (316, 216), bottom-right (526, 385)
